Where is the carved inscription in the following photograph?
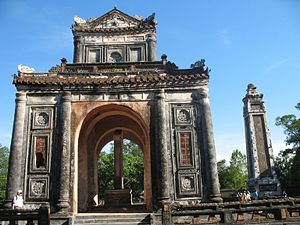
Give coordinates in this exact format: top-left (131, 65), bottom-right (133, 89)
top-left (253, 115), bottom-right (271, 177)
top-left (179, 132), bottom-right (192, 167)
top-left (35, 136), bottom-right (47, 168)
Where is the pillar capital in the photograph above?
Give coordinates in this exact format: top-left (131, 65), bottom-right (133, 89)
top-left (156, 89), bottom-right (165, 100)
top-left (62, 92), bottom-right (72, 102)
top-left (192, 87), bottom-right (209, 101)
top-left (15, 91), bottom-right (27, 102)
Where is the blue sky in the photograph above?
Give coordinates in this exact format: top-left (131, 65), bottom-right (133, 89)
top-left (0, 0), bottom-right (299, 162)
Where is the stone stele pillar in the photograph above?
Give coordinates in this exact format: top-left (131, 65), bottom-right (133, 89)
top-left (57, 92), bottom-right (71, 212)
top-left (6, 91), bottom-right (27, 200)
top-left (114, 130), bottom-right (124, 189)
top-left (243, 83), bottom-right (281, 196)
top-left (193, 88), bottom-right (222, 202)
top-left (156, 89), bottom-right (170, 203)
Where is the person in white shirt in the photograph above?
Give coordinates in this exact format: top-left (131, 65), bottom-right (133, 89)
top-left (12, 190), bottom-right (24, 209)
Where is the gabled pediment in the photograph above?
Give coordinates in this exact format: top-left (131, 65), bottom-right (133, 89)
top-left (73, 8), bottom-right (146, 29)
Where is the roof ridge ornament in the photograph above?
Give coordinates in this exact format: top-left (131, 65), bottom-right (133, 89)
top-left (17, 64), bottom-right (35, 73)
top-left (190, 59), bottom-right (210, 75)
top-left (74, 16), bottom-right (86, 24)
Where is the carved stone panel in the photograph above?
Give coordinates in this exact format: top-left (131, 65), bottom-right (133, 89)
top-left (32, 108), bottom-right (53, 130)
top-left (28, 175), bottom-right (49, 200)
top-left (173, 106), bottom-right (193, 126)
top-left (30, 132), bottom-right (51, 172)
top-left (177, 172), bottom-right (198, 197)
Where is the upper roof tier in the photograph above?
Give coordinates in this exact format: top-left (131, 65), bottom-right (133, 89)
top-left (14, 57), bottom-right (210, 91)
top-left (72, 8), bottom-right (156, 33)
top-left (72, 8), bottom-right (157, 64)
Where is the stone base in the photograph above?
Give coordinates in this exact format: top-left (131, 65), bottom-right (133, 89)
top-left (104, 189), bottom-right (132, 206)
top-left (248, 177), bottom-right (282, 198)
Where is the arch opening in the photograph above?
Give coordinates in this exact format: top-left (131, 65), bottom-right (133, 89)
top-left (98, 139), bottom-right (144, 205)
top-left (77, 104), bottom-right (152, 212)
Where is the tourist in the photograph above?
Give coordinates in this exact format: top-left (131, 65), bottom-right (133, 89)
top-left (245, 191), bottom-right (251, 201)
top-left (252, 190), bottom-right (259, 200)
top-left (12, 190), bottom-right (24, 209)
top-left (282, 190), bottom-right (287, 197)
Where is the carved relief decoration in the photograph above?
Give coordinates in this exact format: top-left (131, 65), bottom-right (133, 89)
top-left (28, 176), bottom-right (49, 200)
top-left (32, 108), bottom-right (53, 130)
top-left (177, 109), bottom-right (191, 123)
top-left (182, 176), bottom-right (194, 191)
top-left (36, 112), bottom-right (49, 126)
top-left (174, 106), bottom-right (193, 126)
top-left (178, 173), bottom-right (198, 196)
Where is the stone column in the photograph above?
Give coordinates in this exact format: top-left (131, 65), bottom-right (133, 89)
top-left (6, 91), bottom-right (27, 199)
top-left (114, 130), bottom-right (124, 189)
top-left (156, 89), bottom-right (170, 202)
top-left (192, 88), bottom-right (222, 202)
top-left (147, 34), bottom-right (157, 62)
top-left (73, 36), bottom-right (83, 63)
top-left (57, 92), bottom-right (71, 212)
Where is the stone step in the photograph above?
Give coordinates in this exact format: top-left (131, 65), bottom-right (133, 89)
top-left (73, 213), bottom-right (151, 225)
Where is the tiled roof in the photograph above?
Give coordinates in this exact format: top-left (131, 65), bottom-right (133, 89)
top-left (13, 71), bottom-right (208, 88)
top-left (72, 24), bottom-right (155, 33)
top-left (72, 8), bottom-right (155, 33)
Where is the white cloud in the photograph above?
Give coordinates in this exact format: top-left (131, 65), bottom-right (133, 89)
top-left (263, 58), bottom-right (289, 74)
top-left (215, 133), bottom-right (246, 162)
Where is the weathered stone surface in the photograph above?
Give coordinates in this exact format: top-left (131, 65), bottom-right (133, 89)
top-left (7, 10), bottom-right (223, 225)
top-left (7, 91), bottom-right (27, 199)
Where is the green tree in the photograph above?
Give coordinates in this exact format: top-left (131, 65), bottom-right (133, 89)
top-left (217, 149), bottom-right (248, 190)
top-left (98, 140), bottom-right (144, 202)
top-left (217, 159), bottom-right (230, 189)
top-left (275, 102), bottom-right (300, 190)
top-left (0, 144), bottom-right (9, 202)
top-left (98, 150), bottom-right (114, 199)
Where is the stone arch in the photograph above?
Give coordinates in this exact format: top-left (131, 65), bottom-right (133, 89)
top-left (77, 104), bottom-right (152, 212)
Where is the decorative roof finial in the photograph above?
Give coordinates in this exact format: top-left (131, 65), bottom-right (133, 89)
top-left (114, 5), bottom-right (117, 10)
top-left (161, 54), bottom-right (167, 65)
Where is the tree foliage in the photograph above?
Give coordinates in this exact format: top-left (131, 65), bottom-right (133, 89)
top-left (217, 149), bottom-right (248, 190)
top-left (98, 140), bottom-right (144, 202)
top-left (0, 144), bottom-right (9, 201)
top-left (275, 103), bottom-right (300, 190)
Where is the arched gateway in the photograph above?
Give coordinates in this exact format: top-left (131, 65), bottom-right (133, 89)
top-left (7, 8), bottom-right (222, 223)
top-left (76, 103), bottom-right (152, 211)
